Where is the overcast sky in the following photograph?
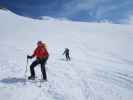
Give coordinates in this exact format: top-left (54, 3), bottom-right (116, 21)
top-left (0, 0), bottom-right (133, 23)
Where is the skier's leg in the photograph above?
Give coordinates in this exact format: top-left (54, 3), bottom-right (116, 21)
top-left (41, 57), bottom-right (48, 80)
top-left (29, 59), bottom-right (39, 78)
top-left (66, 54), bottom-right (68, 61)
top-left (68, 54), bottom-right (71, 60)
top-left (66, 54), bottom-right (70, 61)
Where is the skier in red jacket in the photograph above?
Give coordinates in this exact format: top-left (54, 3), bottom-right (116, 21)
top-left (27, 41), bottom-right (49, 80)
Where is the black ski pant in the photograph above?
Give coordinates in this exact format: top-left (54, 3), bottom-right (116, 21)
top-left (30, 57), bottom-right (48, 80)
top-left (66, 54), bottom-right (70, 61)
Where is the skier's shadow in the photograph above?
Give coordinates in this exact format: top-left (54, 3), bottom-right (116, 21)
top-left (59, 58), bottom-right (67, 61)
top-left (0, 77), bottom-right (26, 84)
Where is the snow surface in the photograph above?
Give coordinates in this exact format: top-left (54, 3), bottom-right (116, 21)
top-left (0, 10), bottom-right (133, 100)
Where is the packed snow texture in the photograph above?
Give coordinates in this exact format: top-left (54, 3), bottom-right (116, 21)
top-left (0, 10), bottom-right (133, 100)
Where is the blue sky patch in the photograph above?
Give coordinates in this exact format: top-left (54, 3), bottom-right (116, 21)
top-left (0, 0), bottom-right (133, 23)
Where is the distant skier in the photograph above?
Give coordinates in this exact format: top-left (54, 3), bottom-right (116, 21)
top-left (27, 41), bottom-right (49, 81)
top-left (63, 48), bottom-right (71, 61)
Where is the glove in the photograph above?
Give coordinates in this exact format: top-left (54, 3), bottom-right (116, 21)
top-left (27, 55), bottom-right (33, 59)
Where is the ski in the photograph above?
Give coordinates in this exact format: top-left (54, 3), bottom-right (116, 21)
top-left (24, 78), bottom-right (48, 87)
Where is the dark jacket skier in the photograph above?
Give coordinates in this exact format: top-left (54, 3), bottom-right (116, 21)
top-left (27, 41), bottom-right (49, 80)
top-left (63, 48), bottom-right (70, 61)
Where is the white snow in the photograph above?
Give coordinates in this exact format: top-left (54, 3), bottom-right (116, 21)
top-left (0, 10), bottom-right (133, 100)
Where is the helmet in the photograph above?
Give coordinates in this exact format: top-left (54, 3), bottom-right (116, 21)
top-left (37, 41), bottom-right (47, 48)
top-left (37, 41), bottom-right (42, 45)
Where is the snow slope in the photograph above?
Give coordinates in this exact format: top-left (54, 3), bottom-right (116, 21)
top-left (0, 10), bottom-right (133, 100)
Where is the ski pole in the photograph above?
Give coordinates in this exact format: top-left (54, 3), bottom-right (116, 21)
top-left (25, 57), bottom-right (28, 75)
top-left (24, 57), bottom-right (29, 85)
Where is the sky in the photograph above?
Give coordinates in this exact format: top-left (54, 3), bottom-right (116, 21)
top-left (0, 0), bottom-right (133, 24)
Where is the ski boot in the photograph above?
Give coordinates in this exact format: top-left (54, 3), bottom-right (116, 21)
top-left (28, 76), bottom-right (35, 80)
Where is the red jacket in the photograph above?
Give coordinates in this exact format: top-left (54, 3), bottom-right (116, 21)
top-left (33, 44), bottom-right (49, 59)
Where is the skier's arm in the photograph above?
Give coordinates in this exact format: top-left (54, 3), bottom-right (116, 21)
top-left (27, 55), bottom-right (34, 59)
top-left (62, 50), bottom-right (66, 55)
top-left (27, 48), bottom-right (36, 59)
